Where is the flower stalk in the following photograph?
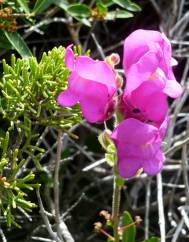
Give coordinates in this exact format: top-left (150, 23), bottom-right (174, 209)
top-left (112, 175), bottom-right (121, 242)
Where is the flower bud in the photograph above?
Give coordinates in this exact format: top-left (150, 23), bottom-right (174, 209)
top-left (94, 222), bottom-right (102, 232)
top-left (99, 210), bottom-right (111, 221)
top-left (105, 53), bottom-right (120, 69)
top-left (98, 130), bottom-right (112, 150)
top-left (110, 53), bottom-right (120, 65)
top-left (135, 216), bottom-right (142, 225)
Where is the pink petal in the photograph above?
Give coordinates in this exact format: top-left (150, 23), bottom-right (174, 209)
top-left (163, 79), bottom-right (183, 98)
top-left (123, 29), bottom-right (181, 100)
top-left (171, 57), bottom-right (178, 66)
top-left (111, 118), bottom-right (158, 146)
top-left (160, 33), bottom-right (172, 71)
top-left (59, 70), bottom-right (111, 122)
top-left (111, 118), bottom-right (166, 178)
top-left (159, 116), bottom-right (169, 138)
top-left (129, 81), bottom-right (168, 124)
top-left (75, 56), bottom-right (116, 94)
top-left (123, 29), bottom-right (163, 71)
top-left (58, 72), bottom-right (93, 107)
top-left (142, 150), bottom-right (165, 175)
top-left (65, 45), bottom-right (74, 71)
top-left (75, 56), bottom-right (96, 80)
top-left (79, 81), bottom-right (109, 123)
top-left (125, 51), bottom-right (161, 94)
top-left (57, 90), bottom-right (78, 107)
top-left (118, 157), bottom-right (141, 178)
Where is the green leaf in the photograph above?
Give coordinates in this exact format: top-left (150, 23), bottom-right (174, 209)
top-left (2, 131), bottom-right (9, 159)
top-left (33, 0), bottom-right (54, 14)
top-left (122, 211), bottom-right (136, 242)
top-left (112, 0), bottom-right (141, 12)
top-left (74, 17), bottom-right (91, 27)
top-left (3, 31), bottom-right (32, 57)
top-left (54, 0), bottom-right (68, 11)
top-left (105, 9), bottom-right (133, 20)
top-left (101, 0), bottom-right (113, 6)
top-left (96, 0), bottom-right (108, 13)
top-left (67, 4), bottom-right (91, 18)
top-left (0, 30), bottom-right (13, 49)
top-left (16, 0), bottom-right (30, 13)
top-left (143, 237), bottom-right (160, 242)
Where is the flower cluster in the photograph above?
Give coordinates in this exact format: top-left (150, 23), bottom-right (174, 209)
top-left (112, 30), bottom-right (182, 178)
top-left (58, 29), bottom-right (182, 179)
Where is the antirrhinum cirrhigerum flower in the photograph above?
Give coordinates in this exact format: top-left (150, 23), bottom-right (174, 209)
top-left (57, 45), bottom-right (117, 123)
top-left (120, 29), bottom-right (183, 127)
top-left (57, 30), bottom-right (183, 179)
top-left (111, 117), bottom-right (169, 178)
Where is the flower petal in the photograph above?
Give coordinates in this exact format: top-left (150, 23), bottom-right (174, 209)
top-left (79, 81), bottom-right (109, 123)
top-left (123, 29), bottom-right (163, 71)
top-left (57, 90), bottom-right (78, 107)
top-left (65, 45), bottom-right (74, 71)
top-left (75, 56), bottom-right (116, 94)
top-left (111, 118), bottom-right (166, 179)
top-left (171, 57), bottom-right (178, 66)
top-left (163, 79), bottom-right (183, 98)
top-left (118, 156), bottom-right (141, 178)
top-left (129, 81), bottom-right (168, 125)
top-left (111, 118), bottom-right (158, 146)
top-left (159, 116), bottom-right (169, 138)
top-left (125, 51), bottom-right (161, 94)
top-left (123, 29), bottom-right (182, 100)
top-left (142, 150), bottom-right (165, 175)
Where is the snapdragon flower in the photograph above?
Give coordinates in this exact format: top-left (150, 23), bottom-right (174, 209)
top-left (58, 46), bottom-right (117, 123)
top-left (111, 117), bottom-right (168, 178)
top-left (120, 29), bottom-right (182, 126)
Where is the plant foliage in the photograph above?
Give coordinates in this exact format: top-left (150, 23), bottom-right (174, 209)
top-left (0, 46), bottom-right (81, 226)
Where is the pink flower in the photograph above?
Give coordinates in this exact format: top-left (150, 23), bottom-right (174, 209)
top-left (120, 80), bottom-right (168, 127)
top-left (123, 29), bottom-right (182, 98)
top-left (57, 46), bottom-right (117, 123)
top-left (120, 29), bottom-right (182, 126)
top-left (111, 117), bottom-right (168, 178)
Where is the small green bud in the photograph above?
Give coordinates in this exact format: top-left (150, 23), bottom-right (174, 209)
top-left (105, 153), bottom-right (115, 167)
top-left (98, 129), bottom-right (112, 150)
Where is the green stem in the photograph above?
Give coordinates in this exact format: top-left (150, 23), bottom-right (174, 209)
top-left (112, 176), bottom-right (121, 242)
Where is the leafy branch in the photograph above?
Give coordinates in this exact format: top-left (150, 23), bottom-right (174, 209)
top-left (0, 46), bottom-right (81, 227)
